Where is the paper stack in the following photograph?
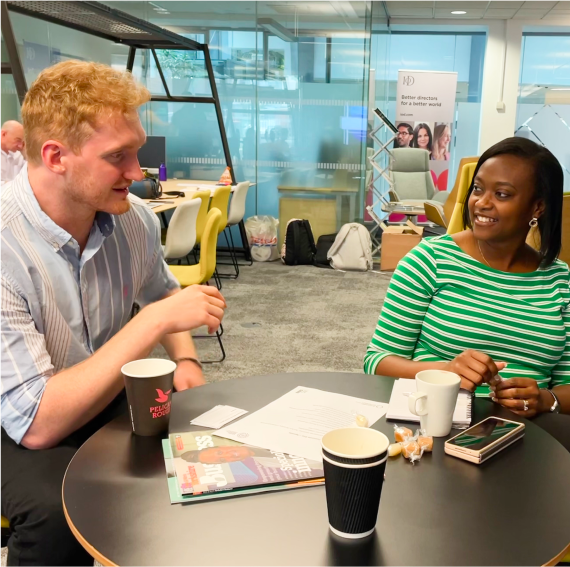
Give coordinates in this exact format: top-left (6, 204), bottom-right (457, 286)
top-left (386, 379), bottom-right (472, 429)
top-left (190, 405), bottom-right (248, 429)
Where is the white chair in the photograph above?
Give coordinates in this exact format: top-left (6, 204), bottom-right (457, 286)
top-left (163, 199), bottom-right (201, 264)
top-left (219, 181), bottom-right (250, 278)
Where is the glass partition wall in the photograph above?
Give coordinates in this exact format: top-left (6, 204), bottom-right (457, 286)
top-left (516, 32), bottom-right (570, 192)
top-left (5, 1), bottom-right (489, 241)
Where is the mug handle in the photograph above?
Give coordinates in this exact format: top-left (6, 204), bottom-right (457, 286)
top-left (408, 392), bottom-right (428, 416)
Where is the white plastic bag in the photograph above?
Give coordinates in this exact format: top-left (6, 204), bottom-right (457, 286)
top-left (244, 216), bottom-right (280, 262)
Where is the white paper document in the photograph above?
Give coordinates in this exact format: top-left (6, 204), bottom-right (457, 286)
top-left (386, 379), bottom-right (472, 429)
top-left (190, 405), bottom-right (248, 429)
top-left (213, 387), bottom-right (388, 462)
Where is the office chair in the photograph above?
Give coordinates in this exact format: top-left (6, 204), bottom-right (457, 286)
top-left (169, 209), bottom-right (225, 363)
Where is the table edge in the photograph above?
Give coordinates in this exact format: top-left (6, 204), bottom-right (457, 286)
top-left (63, 499), bottom-right (117, 567)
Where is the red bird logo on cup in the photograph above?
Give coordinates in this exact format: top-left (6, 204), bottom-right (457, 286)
top-left (155, 389), bottom-right (171, 403)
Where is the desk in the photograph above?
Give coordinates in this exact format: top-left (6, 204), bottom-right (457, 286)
top-left (145, 180), bottom-right (250, 261)
top-left (380, 202), bottom-right (426, 231)
top-left (143, 180), bottom-right (236, 215)
top-left (277, 186), bottom-right (359, 246)
top-left (63, 373), bottom-right (570, 566)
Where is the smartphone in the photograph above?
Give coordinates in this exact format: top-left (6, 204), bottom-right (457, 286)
top-left (444, 416), bottom-right (525, 464)
top-left (373, 108), bottom-right (398, 134)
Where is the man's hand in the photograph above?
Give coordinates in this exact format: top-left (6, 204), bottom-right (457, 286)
top-left (491, 378), bottom-right (549, 418)
top-left (157, 285), bottom-right (226, 335)
top-left (443, 350), bottom-right (507, 392)
top-left (173, 359), bottom-right (206, 391)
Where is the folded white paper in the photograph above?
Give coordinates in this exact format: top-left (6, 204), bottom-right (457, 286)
top-left (190, 405), bottom-right (248, 429)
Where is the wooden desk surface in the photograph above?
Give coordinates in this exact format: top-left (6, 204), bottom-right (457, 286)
top-left (143, 179), bottom-right (235, 214)
top-left (278, 185), bottom-right (358, 194)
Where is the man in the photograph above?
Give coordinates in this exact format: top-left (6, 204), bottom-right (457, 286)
top-left (396, 122), bottom-right (413, 148)
top-left (1, 60), bottom-right (226, 565)
top-left (1, 120), bottom-right (26, 186)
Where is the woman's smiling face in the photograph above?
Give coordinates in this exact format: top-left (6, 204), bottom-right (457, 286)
top-left (468, 154), bottom-right (542, 243)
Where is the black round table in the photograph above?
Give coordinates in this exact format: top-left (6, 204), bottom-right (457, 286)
top-left (63, 373), bottom-right (570, 566)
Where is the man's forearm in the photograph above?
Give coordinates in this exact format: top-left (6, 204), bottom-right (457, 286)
top-left (21, 304), bottom-right (166, 450)
top-left (161, 330), bottom-right (198, 361)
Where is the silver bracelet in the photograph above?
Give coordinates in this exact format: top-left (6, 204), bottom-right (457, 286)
top-left (547, 389), bottom-right (560, 413)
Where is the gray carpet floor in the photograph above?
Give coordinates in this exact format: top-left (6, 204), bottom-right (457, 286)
top-left (0, 260), bottom-right (393, 566)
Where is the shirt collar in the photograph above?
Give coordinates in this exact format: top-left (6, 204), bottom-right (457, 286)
top-left (14, 164), bottom-right (116, 250)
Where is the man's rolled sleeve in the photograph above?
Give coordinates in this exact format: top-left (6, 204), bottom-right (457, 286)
top-left (135, 206), bottom-right (180, 308)
top-left (1, 275), bottom-right (53, 444)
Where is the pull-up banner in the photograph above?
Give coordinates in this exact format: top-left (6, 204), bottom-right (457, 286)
top-left (395, 70), bottom-right (458, 190)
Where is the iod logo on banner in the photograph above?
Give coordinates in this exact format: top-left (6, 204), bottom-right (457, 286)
top-left (402, 75), bottom-right (414, 86)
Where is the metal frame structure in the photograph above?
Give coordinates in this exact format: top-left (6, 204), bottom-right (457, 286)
top-left (366, 115), bottom-right (396, 256)
top-left (2, 0), bottom-right (252, 260)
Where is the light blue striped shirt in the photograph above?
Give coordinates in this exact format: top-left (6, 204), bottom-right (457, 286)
top-left (1, 166), bottom-right (180, 443)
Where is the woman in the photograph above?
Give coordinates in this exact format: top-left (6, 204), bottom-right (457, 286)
top-left (431, 123), bottom-right (451, 161)
top-left (411, 123), bottom-right (433, 157)
top-left (365, 137), bottom-right (569, 423)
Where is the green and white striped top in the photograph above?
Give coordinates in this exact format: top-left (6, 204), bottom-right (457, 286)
top-left (364, 234), bottom-right (570, 397)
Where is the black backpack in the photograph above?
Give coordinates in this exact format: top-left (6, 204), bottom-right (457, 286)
top-left (282, 219), bottom-right (317, 266)
top-left (314, 233), bottom-right (337, 268)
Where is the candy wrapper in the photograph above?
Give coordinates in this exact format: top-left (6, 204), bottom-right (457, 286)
top-left (392, 425), bottom-right (433, 464)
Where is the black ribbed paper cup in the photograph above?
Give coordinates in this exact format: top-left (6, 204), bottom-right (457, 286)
top-left (322, 428), bottom-right (389, 539)
top-left (122, 359), bottom-right (176, 436)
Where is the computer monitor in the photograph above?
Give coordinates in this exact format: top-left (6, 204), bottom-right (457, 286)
top-left (137, 136), bottom-right (166, 168)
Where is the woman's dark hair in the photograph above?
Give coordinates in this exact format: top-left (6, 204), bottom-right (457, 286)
top-left (411, 123), bottom-right (433, 152)
top-left (461, 137), bottom-right (563, 266)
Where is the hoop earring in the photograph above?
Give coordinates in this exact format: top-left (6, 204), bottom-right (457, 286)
top-left (529, 218), bottom-right (538, 228)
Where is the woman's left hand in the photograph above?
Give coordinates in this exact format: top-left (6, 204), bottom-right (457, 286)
top-left (491, 378), bottom-right (545, 418)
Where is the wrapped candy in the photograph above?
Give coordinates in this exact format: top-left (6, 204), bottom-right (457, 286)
top-left (394, 425), bottom-right (413, 443)
top-left (401, 440), bottom-right (423, 463)
top-left (418, 435), bottom-right (433, 453)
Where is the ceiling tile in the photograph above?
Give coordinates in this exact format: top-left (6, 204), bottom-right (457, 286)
top-left (513, 8), bottom-right (552, 18)
top-left (389, 1), bottom-right (436, 7)
top-left (435, 1), bottom-right (488, 9)
top-left (484, 8), bottom-right (520, 18)
top-left (388, 7), bottom-right (433, 18)
top-left (489, 0), bottom-right (524, 6)
top-left (520, 1), bottom-right (558, 8)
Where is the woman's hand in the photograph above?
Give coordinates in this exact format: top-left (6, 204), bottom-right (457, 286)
top-left (444, 350), bottom-right (507, 392)
top-left (491, 378), bottom-right (550, 418)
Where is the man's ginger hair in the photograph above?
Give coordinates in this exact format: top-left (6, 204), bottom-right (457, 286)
top-left (22, 60), bottom-right (150, 165)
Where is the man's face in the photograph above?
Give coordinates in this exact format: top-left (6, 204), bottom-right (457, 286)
top-left (397, 126), bottom-right (411, 148)
top-left (61, 112), bottom-right (146, 216)
top-left (1, 125), bottom-right (25, 153)
top-left (199, 446), bottom-right (255, 464)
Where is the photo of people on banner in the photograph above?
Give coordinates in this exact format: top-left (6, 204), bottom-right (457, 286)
top-left (394, 121), bottom-right (453, 192)
top-left (393, 69), bottom-right (458, 192)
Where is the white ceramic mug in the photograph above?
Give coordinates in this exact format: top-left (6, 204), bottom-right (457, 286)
top-left (408, 370), bottom-right (461, 437)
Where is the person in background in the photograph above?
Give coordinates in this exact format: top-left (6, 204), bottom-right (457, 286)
top-left (411, 122), bottom-right (433, 157)
top-left (431, 123), bottom-right (451, 161)
top-left (1, 120), bottom-right (26, 186)
top-left (396, 122), bottom-right (413, 148)
top-left (1, 60), bottom-right (226, 566)
top-left (364, 138), bottom-right (569, 436)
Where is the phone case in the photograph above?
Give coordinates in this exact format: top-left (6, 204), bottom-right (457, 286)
top-left (444, 417), bottom-right (525, 464)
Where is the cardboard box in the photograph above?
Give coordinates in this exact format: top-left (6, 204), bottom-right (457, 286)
top-left (380, 225), bottom-right (423, 271)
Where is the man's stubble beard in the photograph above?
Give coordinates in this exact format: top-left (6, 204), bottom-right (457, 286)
top-left (66, 167), bottom-right (131, 216)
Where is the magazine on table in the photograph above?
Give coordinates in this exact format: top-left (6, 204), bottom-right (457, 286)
top-left (162, 430), bottom-right (324, 504)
